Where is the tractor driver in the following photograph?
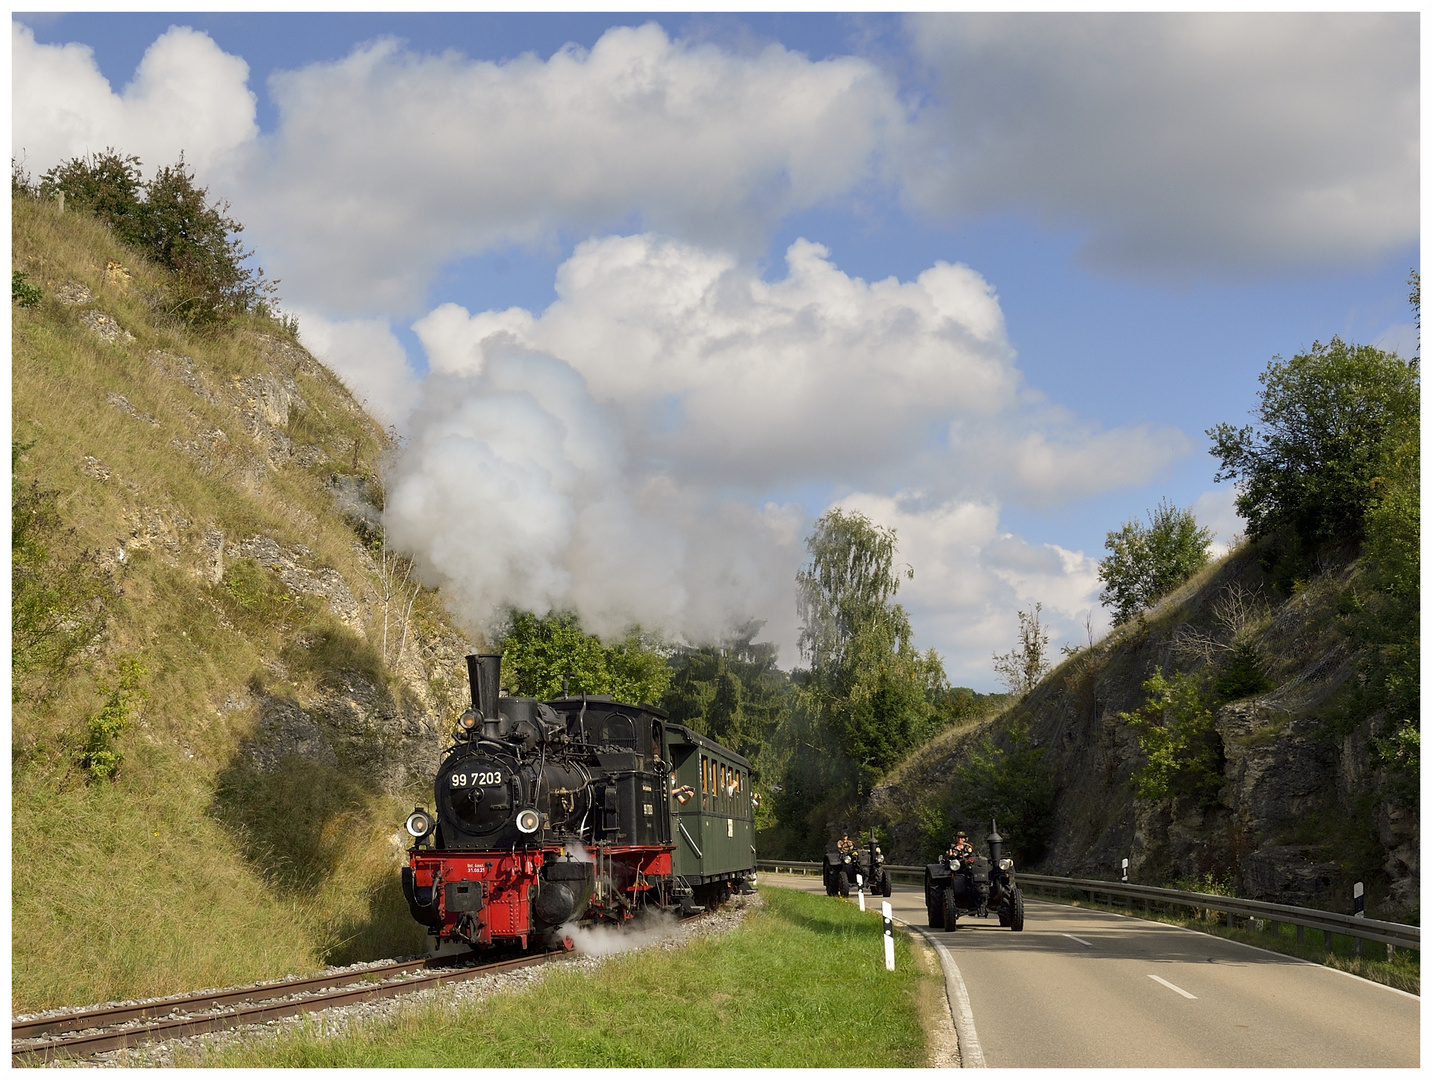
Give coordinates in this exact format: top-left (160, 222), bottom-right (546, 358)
top-left (951, 831), bottom-right (975, 863)
top-left (836, 833), bottom-right (855, 856)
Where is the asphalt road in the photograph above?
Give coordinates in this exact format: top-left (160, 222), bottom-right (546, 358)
top-left (764, 870), bottom-right (1420, 1068)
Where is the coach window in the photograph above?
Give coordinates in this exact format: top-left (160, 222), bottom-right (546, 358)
top-left (700, 754), bottom-right (709, 810)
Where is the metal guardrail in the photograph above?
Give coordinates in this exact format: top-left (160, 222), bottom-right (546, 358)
top-left (755, 860), bottom-right (1420, 955)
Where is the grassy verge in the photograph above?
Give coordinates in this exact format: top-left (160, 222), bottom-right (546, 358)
top-left (176, 887), bottom-right (938, 1067)
top-left (1031, 890), bottom-right (1419, 995)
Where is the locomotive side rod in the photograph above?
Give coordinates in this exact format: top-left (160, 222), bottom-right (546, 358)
top-left (13, 952), bottom-right (550, 1064)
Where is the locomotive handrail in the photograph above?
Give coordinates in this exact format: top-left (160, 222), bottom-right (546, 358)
top-left (755, 860), bottom-right (1419, 952)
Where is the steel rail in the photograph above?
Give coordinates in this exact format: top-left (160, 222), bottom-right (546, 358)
top-left (11, 954), bottom-right (474, 1042)
top-left (12, 953), bottom-right (547, 1064)
top-left (755, 860), bottom-right (1419, 952)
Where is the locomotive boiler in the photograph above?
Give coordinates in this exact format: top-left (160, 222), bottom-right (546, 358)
top-left (401, 654), bottom-right (756, 952)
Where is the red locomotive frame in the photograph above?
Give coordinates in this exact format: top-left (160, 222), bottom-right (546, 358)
top-left (409, 843), bottom-right (675, 951)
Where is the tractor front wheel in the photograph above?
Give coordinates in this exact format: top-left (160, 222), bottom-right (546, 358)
top-left (943, 887), bottom-right (959, 931)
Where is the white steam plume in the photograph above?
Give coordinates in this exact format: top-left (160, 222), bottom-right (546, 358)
top-left (381, 339), bottom-right (802, 648)
top-left (560, 906), bottom-right (682, 956)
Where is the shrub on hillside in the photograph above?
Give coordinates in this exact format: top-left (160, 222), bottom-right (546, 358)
top-left (12, 442), bottom-right (117, 703)
top-left (77, 657), bottom-right (146, 782)
top-left (35, 148), bottom-right (277, 326)
top-left (1120, 670), bottom-right (1224, 807)
top-left (991, 602), bottom-right (1051, 697)
top-left (12, 270), bottom-right (42, 307)
top-left (1098, 500), bottom-right (1212, 625)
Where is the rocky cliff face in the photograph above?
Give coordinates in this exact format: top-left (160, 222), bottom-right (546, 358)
top-left (868, 545), bottom-right (1417, 913)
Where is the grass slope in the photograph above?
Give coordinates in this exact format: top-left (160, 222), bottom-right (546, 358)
top-left (12, 195), bottom-right (457, 1010)
top-left (175, 887), bottom-right (937, 1067)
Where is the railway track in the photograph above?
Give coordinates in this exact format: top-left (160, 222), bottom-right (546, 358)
top-left (12, 951), bottom-right (556, 1065)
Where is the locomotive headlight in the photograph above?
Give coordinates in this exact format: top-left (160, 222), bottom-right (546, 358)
top-left (458, 709), bottom-right (480, 731)
top-left (999, 858), bottom-right (1014, 871)
top-left (405, 808), bottom-right (433, 838)
top-left (515, 808), bottom-right (542, 834)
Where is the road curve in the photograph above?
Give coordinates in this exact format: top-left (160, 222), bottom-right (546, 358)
top-left (764, 871), bottom-right (1419, 1068)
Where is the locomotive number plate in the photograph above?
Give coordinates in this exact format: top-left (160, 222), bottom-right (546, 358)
top-left (643, 803), bottom-right (654, 816)
top-left (452, 770), bottom-right (503, 787)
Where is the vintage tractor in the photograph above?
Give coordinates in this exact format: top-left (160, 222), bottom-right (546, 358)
top-left (825, 833), bottom-right (893, 897)
top-left (924, 821), bottom-right (1025, 931)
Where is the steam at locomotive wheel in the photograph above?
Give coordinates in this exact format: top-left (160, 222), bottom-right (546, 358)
top-left (402, 654), bottom-right (758, 952)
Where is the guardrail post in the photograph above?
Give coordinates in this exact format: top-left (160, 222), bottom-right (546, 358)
top-left (1296, 924), bottom-right (1304, 946)
top-left (1323, 929), bottom-right (1332, 950)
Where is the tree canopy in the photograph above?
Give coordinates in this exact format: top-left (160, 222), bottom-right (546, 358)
top-left (32, 149), bottom-right (277, 325)
top-left (497, 609), bottom-right (671, 705)
top-left (794, 508), bottom-right (945, 781)
top-left (1207, 337), bottom-right (1418, 550)
top-left (1098, 499), bottom-right (1213, 625)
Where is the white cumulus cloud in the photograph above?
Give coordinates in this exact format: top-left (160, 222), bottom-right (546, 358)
top-left (12, 21), bottom-right (256, 179)
top-left (236, 22), bottom-right (902, 313)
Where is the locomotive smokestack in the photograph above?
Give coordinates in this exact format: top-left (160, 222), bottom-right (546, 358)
top-left (466, 653), bottom-right (502, 718)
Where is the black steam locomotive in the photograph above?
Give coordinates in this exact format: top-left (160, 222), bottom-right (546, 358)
top-left (402, 654), bottom-right (757, 952)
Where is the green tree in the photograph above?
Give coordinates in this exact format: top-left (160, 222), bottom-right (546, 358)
top-left (38, 148), bottom-right (145, 234)
top-left (660, 621), bottom-right (792, 765)
top-left (1342, 402), bottom-right (1419, 796)
top-left (795, 508), bottom-right (944, 783)
top-left (991, 603), bottom-right (1051, 698)
top-left (37, 149), bottom-right (277, 326)
top-left (498, 609), bottom-right (671, 705)
top-left (951, 720), bottom-right (1056, 864)
top-left (1120, 670), bottom-right (1224, 807)
top-left (1098, 500), bottom-right (1213, 625)
top-left (1207, 337), bottom-right (1419, 550)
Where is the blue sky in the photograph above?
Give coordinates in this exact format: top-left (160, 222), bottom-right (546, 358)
top-left (13, 13), bottom-right (1418, 688)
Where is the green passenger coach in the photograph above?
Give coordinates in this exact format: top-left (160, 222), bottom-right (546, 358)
top-left (663, 722), bottom-right (757, 906)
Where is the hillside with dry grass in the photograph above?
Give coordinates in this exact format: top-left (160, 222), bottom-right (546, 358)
top-left (12, 194), bottom-right (476, 1011)
top-left (867, 541), bottom-right (1418, 922)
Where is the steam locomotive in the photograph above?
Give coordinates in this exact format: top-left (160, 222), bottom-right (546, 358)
top-left (401, 654), bottom-right (757, 952)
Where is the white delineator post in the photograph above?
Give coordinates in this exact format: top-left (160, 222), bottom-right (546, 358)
top-left (883, 901), bottom-right (895, 971)
top-left (1354, 881), bottom-right (1365, 957)
top-left (857, 874), bottom-right (865, 911)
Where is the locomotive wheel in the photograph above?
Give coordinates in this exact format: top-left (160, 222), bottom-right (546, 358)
top-left (1010, 887), bottom-right (1025, 931)
top-left (838, 869), bottom-right (850, 898)
top-left (942, 886), bottom-right (959, 931)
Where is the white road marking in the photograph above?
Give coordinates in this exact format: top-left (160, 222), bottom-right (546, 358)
top-left (1148, 973), bottom-right (1198, 999)
top-left (1062, 933), bottom-right (1094, 947)
top-left (1024, 897), bottom-right (1418, 1001)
